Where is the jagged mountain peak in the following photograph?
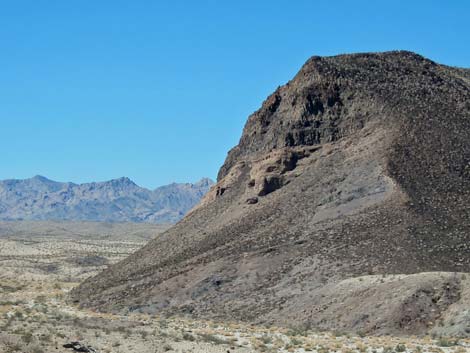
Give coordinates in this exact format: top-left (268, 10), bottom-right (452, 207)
top-left (31, 174), bottom-right (52, 182)
top-left (193, 177), bottom-right (214, 187)
top-left (104, 176), bottom-right (138, 188)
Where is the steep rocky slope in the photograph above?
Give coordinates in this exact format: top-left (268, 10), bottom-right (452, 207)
top-left (73, 51), bottom-right (470, 335)
top-left (0, 176), bottom-right (213, 223)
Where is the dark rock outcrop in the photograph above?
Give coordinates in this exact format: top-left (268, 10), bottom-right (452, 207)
top-left (63, 341), bottom-right (98, 353)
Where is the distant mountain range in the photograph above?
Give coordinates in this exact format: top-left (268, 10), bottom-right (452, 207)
top-left (0, 175), bottom-right (214, 223)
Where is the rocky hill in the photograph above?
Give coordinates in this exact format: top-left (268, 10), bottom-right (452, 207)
top-left (0, 175), bottom-right (213, 223)
top-left (72, 51), bottom-right (470, 336)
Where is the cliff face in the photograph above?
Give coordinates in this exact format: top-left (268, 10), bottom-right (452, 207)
top-left (72, 51), bottom-right (470, 335)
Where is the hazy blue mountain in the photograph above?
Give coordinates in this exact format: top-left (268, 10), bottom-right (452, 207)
top-left (0, 175), bottom-right (214, 223)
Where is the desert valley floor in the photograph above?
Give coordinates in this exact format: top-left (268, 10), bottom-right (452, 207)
top-left (0, 221), bottom-right (469, 353)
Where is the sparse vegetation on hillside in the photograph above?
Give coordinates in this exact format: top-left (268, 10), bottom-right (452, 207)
top-left (1, 222), bottom-right (470, 352)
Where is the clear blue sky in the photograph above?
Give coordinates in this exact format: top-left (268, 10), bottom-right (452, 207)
top-left (1, 0), bottom-right (468, 188)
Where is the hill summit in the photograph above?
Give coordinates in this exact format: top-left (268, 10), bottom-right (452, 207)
top-left (73, 51), bottom-right (470, 336)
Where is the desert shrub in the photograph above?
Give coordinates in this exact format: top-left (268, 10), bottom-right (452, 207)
top-left (291, 337), bottom-right (303, 346)
top-left (26, 345), bottom-right (44, 353)
top-left (198, 333), bottom-right (226, 345)
top-left (162, 343), bottom-right (173, 351)
top-left (14, 311), bottom-right (24, 320)
top-left (395, 343), bottom-right (406, 352)
top-left (259, 334), bottom-right (272, 344)
top-left (22, 332), bottom-right (34, 344)
top-left (357, 330), bottom-right (366, 338)
top-left (182, 332), bottom-right (195, 341)
top-left (286, 323), bottom-right (311, 336)
top-left (437, 337), bottom-right (459, 347)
